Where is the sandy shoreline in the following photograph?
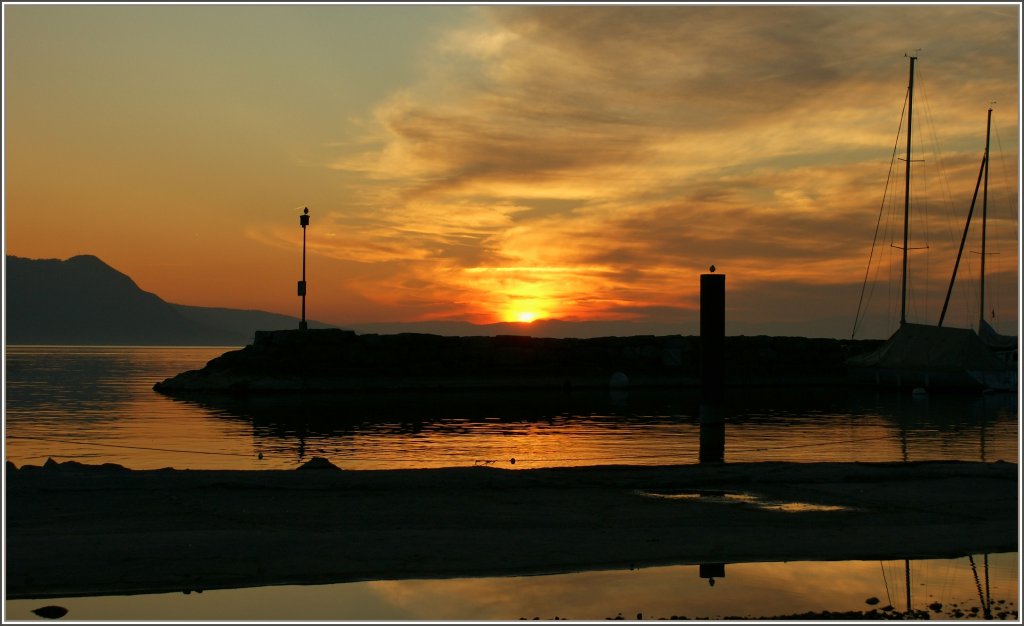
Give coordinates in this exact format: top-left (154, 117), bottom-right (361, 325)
top-left (5, 459), bottom-right (1018, 599)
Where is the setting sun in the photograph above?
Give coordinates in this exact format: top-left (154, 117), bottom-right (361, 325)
top-left (516, 312), bottom-right (537, 323)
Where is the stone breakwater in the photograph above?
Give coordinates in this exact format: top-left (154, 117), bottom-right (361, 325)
top-left (153, 329), bottom-right (882, 393)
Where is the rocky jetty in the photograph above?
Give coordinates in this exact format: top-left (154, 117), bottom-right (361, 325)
top-left (153, 329), bottom-right (881, 394)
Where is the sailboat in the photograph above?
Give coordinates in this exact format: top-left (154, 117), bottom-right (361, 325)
top-left (848, 56), bottom-right (1018, 392)
top-left (940, 105), bottom-right (1019, 390)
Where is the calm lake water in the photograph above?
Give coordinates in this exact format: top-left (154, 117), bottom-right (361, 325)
top-left (4, 346), bottom-right (1019, 470)
top-left (4, 346), bottom-right (1020, 620)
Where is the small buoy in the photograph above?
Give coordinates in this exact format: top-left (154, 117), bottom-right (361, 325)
top-left (257, 451), bottom-right (264, 460)
top-left (709, 264), bottom-right (716, 273)
top-left (509, 458), bottom-right (516, 465)
top-left (32, 606), bottom-right (68, 619)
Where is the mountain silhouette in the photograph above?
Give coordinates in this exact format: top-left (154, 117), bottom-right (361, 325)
top-left (5, 255), bottom-right (318, 345)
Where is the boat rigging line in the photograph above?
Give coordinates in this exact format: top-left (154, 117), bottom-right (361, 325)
top-left (852, 91), bottom-right (909, 339)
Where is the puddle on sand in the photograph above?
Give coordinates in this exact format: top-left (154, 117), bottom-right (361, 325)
top-left (5, 554), bottom-right (1016, 621)
top-left (636, 489), bottom-right (852, 512)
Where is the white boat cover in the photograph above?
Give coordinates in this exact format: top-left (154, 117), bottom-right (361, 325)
top-left (847, 322), bottom-right (1012, 374)
top-left (978, 319), bottom-right (1018, 352)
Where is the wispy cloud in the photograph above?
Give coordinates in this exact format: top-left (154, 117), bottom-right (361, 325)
top-left (295, 5), bottom-right (1017, 332)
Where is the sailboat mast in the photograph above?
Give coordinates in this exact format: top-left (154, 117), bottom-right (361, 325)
top-left (979, 107), bottom-right (991, 329)
top-left (939, 110), bottom-right (990, 327)
top-left (900, 56), bottom-right (916, 326)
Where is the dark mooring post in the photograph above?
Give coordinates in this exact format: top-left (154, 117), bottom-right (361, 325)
top-left (298, 207), bottom-right (310, 330)
top-left (699, 267), bottom-right (725, 463)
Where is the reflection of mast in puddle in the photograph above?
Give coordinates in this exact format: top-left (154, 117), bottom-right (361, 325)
top-left (904, 559), bottom-right (911, 613)
top-left (970, 554), bottom-right (993, 620)
top-left (886, 553), bottom-right (993, 617)
top-left (879, 559), bottom-right (913, 613)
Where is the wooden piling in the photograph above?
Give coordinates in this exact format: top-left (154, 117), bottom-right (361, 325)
top-left (699, 271), bottom-right (725, 463)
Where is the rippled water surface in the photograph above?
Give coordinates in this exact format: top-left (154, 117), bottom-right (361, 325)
top-left (4, 346), bottom-right (1019, 470)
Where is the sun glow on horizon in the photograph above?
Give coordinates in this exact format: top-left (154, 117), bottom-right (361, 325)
top-left (515, 311), bottom-right (538, 323)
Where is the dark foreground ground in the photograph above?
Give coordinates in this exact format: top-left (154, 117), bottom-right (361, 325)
top-left (5, 459), bottom-right (1018, 600)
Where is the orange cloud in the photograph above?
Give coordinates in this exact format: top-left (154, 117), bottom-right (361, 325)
top-left (309, 6), bottom-right (1017, 334)
top-left (182, 5), bottom-right (1016, 335)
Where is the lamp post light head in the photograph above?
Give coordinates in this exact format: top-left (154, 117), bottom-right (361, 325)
top-left (300, 207), bottom-right (310, 227)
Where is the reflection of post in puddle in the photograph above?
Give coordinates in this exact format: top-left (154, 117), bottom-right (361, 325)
top-left (699, 563), bottom-right (725, 587)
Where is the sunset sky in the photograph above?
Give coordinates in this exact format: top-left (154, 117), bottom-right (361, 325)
top-left (4, 4), bottom-right (1020, 339)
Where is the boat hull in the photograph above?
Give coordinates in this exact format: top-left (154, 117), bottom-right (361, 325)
top-left (846, 323), bottom-right (1017, 392)
top-left (848, 365), bottom-right (992, 391)
top-left (968, 368), bottom-right (1018, 392)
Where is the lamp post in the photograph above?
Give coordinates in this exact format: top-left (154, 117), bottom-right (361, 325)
top-left (298, 207), bottom-right (309, 330)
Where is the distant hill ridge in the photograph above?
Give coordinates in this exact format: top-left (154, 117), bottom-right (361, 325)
top-left (5, 255), bottom-right (318, 345)
top-left (4, 254), bottom-right (692, 346)
top-left (5, 254), bottom-right (864, 345)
